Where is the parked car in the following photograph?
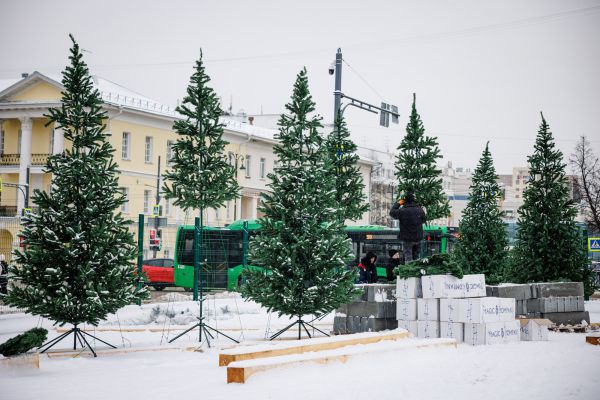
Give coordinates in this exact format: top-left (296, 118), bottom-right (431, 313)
top-left (142, 258), bottom-right (174, 291)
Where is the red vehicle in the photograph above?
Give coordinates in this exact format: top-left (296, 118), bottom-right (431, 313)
top-left (142, 258), bottom-right (174, 291)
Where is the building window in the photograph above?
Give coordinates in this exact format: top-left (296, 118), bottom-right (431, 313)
top-left (145, 136), bottom-right (153, 163)
top-left (227, 200), bottom-right (231, 219)
top-left (122, 132), bottom-right (131, 160)
top-left (0, 128), bottom-right (4, 154)
top-left (144, 190), bottom-right (151, 214)
top-left (164, 249), bottom-right (171, 258)
top-left (245, 155), bottom-right (251, 178)
top-left (259, 158), bottom-right (266, 179)
top-left (17, 129), bottom-right (22, 154)
top-left (166, 140), bottom-right (174, 166)
top-left (120, 187), bottom-right (129, 213)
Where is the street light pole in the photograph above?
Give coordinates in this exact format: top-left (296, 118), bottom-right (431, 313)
top-left (333, 48), bottom-right (343, 122)
top-left (153, 156), bottom-right (161, 258)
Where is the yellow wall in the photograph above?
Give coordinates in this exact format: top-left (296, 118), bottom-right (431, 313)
top-left (10, 81), bottom-right (62, 102)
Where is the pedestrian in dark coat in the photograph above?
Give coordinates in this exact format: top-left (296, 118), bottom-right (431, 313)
top-left (389, 192), bottom-right (426, 263)
top-left (357, 251), bottom-right (378, 283)
top-left (386, 250), bottom-right (402, 281)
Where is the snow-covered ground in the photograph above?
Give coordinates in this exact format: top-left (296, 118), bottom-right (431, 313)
top-left (1, 294), bottom-right (599, 400)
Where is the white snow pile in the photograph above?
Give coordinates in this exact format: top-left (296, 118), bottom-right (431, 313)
top-left (103, 297), bottom-right (263, 326)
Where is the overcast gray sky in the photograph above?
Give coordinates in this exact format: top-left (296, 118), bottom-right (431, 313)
top-left (1, 0), bottom-right (599, 173)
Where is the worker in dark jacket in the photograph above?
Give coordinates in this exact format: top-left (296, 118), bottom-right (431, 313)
top-left (389, 192), bottom-right (426, 263)
top-left (357, 251), bottom-right (378, 283)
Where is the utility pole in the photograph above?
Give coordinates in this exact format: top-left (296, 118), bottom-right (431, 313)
top-left (330, 48), bottom-right (400, 124)
top-left (153, 156), bottom-right (161, 258)
top-left (333, 48), bottom-right (343, 121)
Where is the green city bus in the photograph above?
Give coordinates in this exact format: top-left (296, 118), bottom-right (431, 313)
top-left (173, 220), bottom-right (452, 291)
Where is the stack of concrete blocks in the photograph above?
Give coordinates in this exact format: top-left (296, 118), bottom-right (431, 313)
top-left (412, 273), bottom-right (520, 345)
top-left (486, 282), bottom-right (589, 325)
top-left (395, 278), bottom-right (421, 337)
top-left (333, 284), bottom-right (398, 334)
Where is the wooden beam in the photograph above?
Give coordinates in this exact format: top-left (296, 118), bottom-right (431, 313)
top-left (585, 336), bottom-right (600, 346)
top-left (219, 330), bottom-right (410, 367)
top-left (227, 338), bottom-right (456, 384)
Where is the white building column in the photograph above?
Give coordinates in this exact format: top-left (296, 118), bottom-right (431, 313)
top-left (17, 117), bottom-right (32, 215)
top-left (52, 125), bottom-right (64, 154)
top-left (249, 196), bottom-right (258, 220)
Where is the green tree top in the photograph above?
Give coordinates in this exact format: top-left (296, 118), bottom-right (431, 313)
top-left (453, 142), bottom-right (507, 282)
top-left (394, 94), bottom-right (450, 222)
top-left (324, 111), bottom-right (369, 222)
top-left (162, 51), bottom-right (240, 211)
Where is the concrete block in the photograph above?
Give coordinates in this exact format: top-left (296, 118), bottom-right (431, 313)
top-left (486, 286), bottom-right (498, 297)
top-left (417, 320), bottom-right (440, 339)
top-left (439, 298), bottom-right (460, 322)
top-left (398, 320), bottom-right (418, 336)
top-left (366, 317), bottom-right (398, 332)
top-left (396, 298), bottom-right (418, 321)
top-left (352, 284), bottom-right (369, 301)
top-left (541, 311), bottom-right (590, 325)
top-left (367, 284), bottom-right (396, 302)
top-left (575, 296), bottom-right (585, 312)
top-left (529, 284), bottom-right (537, 298)
top-left (333, 316), bottom-right (348, 335)
top-left (347, 301), bottom-right (395, 318)
top-left (440, 321), bottom-right (464, 343)
top-left (464, 320), bottom-right (520, 345)
top-left (335, 304), bottom-right (348, 317)
top-left (556, 297), bottom-right (566, 313)
top-left (534, 282), bottom-right (584, 297)
top-left (458, 297), bottom-right (515, 323)
top-left (528, 298), bottom-right (560, 313)
top-left (422, 274), bottom-right (486, 298)
top-left (519, 318), bottom-right (552, 341)
top-left (515, 300), bottom-right (524, 316)
top-left (417, 298), bottom-right (440, 321)
top-left (496, 284), bottom-right (532, 300)
top-left (396, 278), bottom-right (422, 299)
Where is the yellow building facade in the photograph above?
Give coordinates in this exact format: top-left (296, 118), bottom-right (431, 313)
top-left (0, 72), bottom-right (373, 261)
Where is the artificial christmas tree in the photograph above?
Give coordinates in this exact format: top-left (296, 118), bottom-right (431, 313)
top-left (5, 35), bottom-right (146, 356)
top-left (325, 112), bottom-right (369, 222)
top-left (394, 94), bottom-right (450, 222)
top-left (162, 50), bottom-right (240, 345)
top-left (452, 143), bottom-right (507, 283)
top-left (241, 69), bottom-right (357, 339)
top-left (510, 114), bottom-right (595, 297)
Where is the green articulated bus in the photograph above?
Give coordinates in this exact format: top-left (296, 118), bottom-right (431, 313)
top-left (173, 220), bottom-right (453, 291)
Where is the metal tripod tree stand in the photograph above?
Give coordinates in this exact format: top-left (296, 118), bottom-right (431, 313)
top-left (269, 315), bottom-right (330, 340)
top-left (38, 325), bottom-right (116, 357)
top-left (169, 216), bottom-right (239, 347)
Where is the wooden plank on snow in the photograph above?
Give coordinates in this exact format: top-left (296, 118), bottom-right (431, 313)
top-left (219, 330), bottom-right (410, 367)
top-left (227, 337), bottom-right (456, 383)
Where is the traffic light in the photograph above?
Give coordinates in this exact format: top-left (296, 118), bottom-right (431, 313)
top-left (149, 228), bottom-right (162, 251)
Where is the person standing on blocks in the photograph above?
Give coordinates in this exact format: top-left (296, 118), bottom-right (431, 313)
top-left (389, 192), bottom-right (426, 263)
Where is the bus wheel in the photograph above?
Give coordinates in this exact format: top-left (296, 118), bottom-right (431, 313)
top-left (154, 285), bottom-right (165, 291)
top-left (184, 287), bottom-right (193, 292)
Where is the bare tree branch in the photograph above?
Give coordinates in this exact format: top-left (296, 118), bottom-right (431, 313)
top-left (570, 135), bottom-right (600, 232)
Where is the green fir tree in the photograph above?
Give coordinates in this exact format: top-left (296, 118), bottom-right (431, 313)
top-left (324, 111), bottom-right (369, 222)
top-left (394, 94), bottom-right (450, 222)
top-left (241, 69), bottom-right (357, 327)
top-left (6, 35), bottom-right (146, 326)
top-left (453, 143), bottom-right (507, 283)
top-left (510, 114), bottom-right (595, 297)
top-left (162, 50), bottom-right (240, 212)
